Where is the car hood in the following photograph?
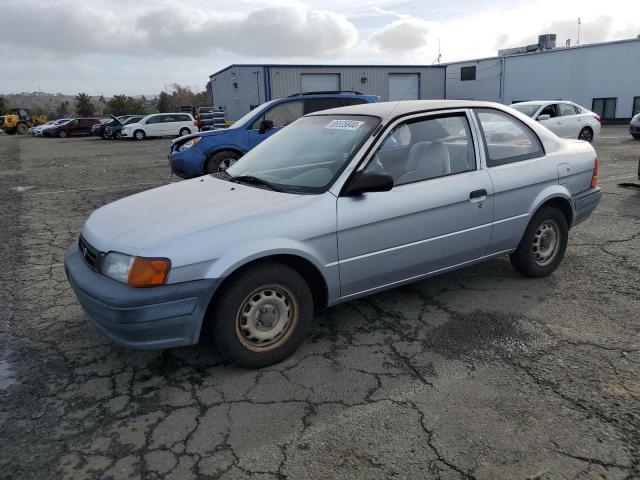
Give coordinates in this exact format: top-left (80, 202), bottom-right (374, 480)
top-left (171, 127), bottom-right (230, 146)
top-left (82, 175), bottom-right (304, 254)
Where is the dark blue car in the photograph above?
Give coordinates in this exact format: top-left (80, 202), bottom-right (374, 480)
top-left (168, 91), bottom-right (380, 178)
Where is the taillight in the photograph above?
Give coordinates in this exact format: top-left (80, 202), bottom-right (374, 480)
top-left (591, 158), bottom-right (598, 188)
top-left (592, 113), bottom-right (601, 123)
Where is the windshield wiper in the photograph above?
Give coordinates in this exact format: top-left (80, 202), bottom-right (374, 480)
top-left (232, 175), bottom-right (283, 192)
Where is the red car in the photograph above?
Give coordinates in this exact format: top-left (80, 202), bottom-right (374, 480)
top-left (44, 118), bottom-right (101, 138)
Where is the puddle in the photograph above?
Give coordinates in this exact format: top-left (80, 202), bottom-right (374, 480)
top-left (0, 358), bottom-right (17, 389)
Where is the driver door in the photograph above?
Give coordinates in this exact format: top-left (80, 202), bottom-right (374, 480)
top-left (247, 100), bottom-right (304, 148)
top-left (536, 104), bottom-right (566, 137)
top-left (336, 111), bottom-right (494, 298)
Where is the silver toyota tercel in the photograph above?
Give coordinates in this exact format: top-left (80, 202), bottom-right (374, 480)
top-left (65, 100), bottom-right (602, 367)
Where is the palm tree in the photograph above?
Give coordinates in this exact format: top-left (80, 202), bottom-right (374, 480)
top-left (74, 93), bottom-right (95, 116)
top-left (108, 95), bottom-right (129, 116)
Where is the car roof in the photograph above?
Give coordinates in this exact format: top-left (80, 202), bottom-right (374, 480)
top-left (512, 100), bottom-right (573, 106)
top-left (308, 100), bottom-right (511, 118)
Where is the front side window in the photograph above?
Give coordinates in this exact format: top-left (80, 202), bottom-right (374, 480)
top-left (227, 115), bottom-right (378, 193)
top-left (475, 109), bottom-right (544, 167)
top-left (146, 116), bottom-right (161, 124)
top-left (364, 113), bottom-right (475, 185)
top-left (538, 104), bottom-right (558, 118)
top-left (251, 101), bottom-right (304, 129)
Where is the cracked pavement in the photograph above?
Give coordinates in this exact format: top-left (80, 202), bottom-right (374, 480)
top-left (0, 128), bottom-right (639, 479)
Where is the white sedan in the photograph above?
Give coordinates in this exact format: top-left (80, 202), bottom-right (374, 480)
top-left (510, 101), bottom-right (601, 142)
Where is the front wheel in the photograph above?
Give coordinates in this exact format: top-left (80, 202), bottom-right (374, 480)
top-left (134, 130), bottom-right (145, 141)
top-left (206, 150), bottom-right (240, 174)
top-left (179, 127), bottom-right (191, 137)
top-left (58, 130), bottom-right (68, 138)
top-left (579, 127), bottom-right (594, 142)
top-left (510, 206), bottom-right (568, 277)
top-left (114, 131), bottom-right (123, 140)
top-left (205, 262), bottom-right (314, 368)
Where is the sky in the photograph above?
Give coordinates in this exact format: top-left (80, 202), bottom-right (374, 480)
top-left (1, 0), bottom-right (638, 96)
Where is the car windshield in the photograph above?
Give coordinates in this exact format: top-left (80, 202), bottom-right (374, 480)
top-left (510, 104), bottom-right (542, 117)
top-left (225, 115), bottom-right (379, 193)
top-left (123, 117), bottom-right (141, 125)
top-left (228, 101), bottom-right (275, 129)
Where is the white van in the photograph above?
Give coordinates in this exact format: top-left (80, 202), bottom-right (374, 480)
top-left (121, 113), bottom-right (196, 140)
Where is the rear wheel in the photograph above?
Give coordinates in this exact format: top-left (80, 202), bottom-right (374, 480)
top-left (58, 130), bottom-right (68, 138)
top-left (205, 262), bottom-right (313, 368)
top-left (579, 127), bottom-right (594, 142)
top-left (206, 150), bottom-right (240, 174)
top-left (179, 127), bottom-right (191, 137)
top-left (510, 206), bottom-right (568, 277)
top-left (16, 123), bottom-right (28, 135)
top-left (134, 130), bottom-right (145, 141)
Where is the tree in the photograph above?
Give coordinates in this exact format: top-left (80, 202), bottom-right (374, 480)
top-left (0, 96), bottom-right (7, 113)
top-left (157, 91), bottom-right (172, 113)
top-left (108, 95), bottom-right (129, 116)
top-left (56, 101), bottom-right (69, 118)
top-left (126, 97), bottom-right (148, 115)
top-left (74, 93), bottom-right (95, 116)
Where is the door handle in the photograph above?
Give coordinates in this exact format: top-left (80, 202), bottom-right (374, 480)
top-left (469, 189), bottom-right (487, 199)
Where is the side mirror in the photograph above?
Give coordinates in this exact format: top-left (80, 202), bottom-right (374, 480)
top-left (258, 119), bottom-right (274, 134)
top-left (537, 114), bottom-right (551, 121)
top-left (343, 171), bottom-right (393, 196)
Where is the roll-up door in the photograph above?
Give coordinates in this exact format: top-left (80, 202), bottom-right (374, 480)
top-left (388, 73), bottom-right (420, 101)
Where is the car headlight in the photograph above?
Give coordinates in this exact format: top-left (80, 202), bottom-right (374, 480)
top-left (178, 137), bottom-right (201, 152)
top-left (102, 252), bottom-right (171, 287)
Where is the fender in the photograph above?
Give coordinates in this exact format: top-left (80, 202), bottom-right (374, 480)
top-left (528, 185), bottom-right (573, 223)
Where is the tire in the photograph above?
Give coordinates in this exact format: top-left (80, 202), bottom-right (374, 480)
top-left (115, 131), bottom-right (123, 140)
top-left (206, 150), bottom-right (241, 174)
top-left (509, 206), bottom-right (568, 278)
top-left (134, 130), bottom-right (145, 141)
top-left (58, 130), bottom-right (68, 138)
top-left (205, 262), bottom-right (314, 368)
top-left (179, 127), bottom-right (191, 137)
top-left (632, 134), bottom-right (640, 140)
top-left (578, 127), bottom-right (594, 143)
top-left (16, 123), bottom-right (28, 135)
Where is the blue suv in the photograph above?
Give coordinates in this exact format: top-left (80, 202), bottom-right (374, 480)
top-left (168, 91), bottom-right (380, 178)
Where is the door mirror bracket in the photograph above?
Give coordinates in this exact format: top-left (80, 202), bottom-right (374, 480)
top-left (342, 171), bottom-right (394, 196)
top-left (258, 119), bottom-right (274, 134)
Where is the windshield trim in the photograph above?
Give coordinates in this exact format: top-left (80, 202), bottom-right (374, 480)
top-left (225, 114), bottom-right (381, 195)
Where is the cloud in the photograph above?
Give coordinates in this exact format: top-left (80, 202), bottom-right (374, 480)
top-left (369, 18), bottom-right (431, 53)
top-left (0, 1), bottom-right (357, 58)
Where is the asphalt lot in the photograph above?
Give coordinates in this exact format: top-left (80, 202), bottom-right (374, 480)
top-left (0, 128), bottom-right (639, 480)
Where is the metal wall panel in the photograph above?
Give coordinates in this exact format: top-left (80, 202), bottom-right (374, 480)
top-left (445, 59), bottom-right (502, 102)
top-left (503, 41), bottom-right (640, 118)
top-left (300, 73), bottom-right (340, 92)
top-left (210, 66), bottom-right (266, 120)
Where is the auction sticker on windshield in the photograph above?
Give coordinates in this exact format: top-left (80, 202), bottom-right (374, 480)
top-left (324, 119), bottom-right (365, 130)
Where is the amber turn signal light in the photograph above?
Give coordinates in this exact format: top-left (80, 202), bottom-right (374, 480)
top-left (127, 257), bottom-right (171, 287)
top-left (590, 158), bottom-right (598, 188)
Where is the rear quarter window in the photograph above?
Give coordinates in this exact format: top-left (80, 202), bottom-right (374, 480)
top-left (475, 109), bottom-right (544, 167)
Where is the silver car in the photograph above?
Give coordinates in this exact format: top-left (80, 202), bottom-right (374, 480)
top-left (65, 100), bottom-right (601, 367)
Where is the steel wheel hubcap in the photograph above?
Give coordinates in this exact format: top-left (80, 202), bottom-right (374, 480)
top-left (532, 219), bottom-right (560, 266)
top-left (235, 285), bottom-right (298, 352)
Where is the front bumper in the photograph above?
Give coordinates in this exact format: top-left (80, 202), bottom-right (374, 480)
top-left (65, 242), bottom-right (220, 349)
top-left (630, 122), bottom-right (640, 135)
top-left (168, 147), bottom-right (207, 179)
top-left (572, 187), bottom-right (602, 226)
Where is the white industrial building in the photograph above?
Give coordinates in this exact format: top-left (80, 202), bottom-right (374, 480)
top-left (210, 36), bottom-right (640, 122)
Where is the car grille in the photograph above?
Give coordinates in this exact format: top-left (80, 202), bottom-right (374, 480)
top-left (78, 235), bottom-right (102, 272)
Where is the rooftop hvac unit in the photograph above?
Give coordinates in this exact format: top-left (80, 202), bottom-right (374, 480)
top-left (538, 34), bottom-right (557, 50)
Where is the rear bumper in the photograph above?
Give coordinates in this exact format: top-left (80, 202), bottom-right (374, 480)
top-left (65, 242), bottom-right (220, 349)
top-left (572, 187), bottom-right (602, 226)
